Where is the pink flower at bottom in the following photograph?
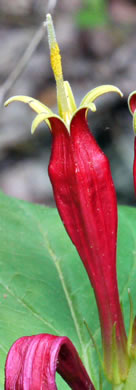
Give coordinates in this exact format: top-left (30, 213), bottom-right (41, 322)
top-left (5, 334), bottom-right (94, 390)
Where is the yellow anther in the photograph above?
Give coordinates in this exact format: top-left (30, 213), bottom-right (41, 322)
top-left (46, 13), bottom-right (70, 124)
top-left (50, 43), bottom-right (63, 81)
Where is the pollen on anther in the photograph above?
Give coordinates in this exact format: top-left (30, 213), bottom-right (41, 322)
top-left (50, 43), bottom-right (63, 81)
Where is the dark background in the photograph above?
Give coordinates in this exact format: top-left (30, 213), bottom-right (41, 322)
top-left (0, 0), bottom-right (136, 205)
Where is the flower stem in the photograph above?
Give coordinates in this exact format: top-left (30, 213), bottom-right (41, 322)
top-left (112, 359), bottom-right (136, 390)
top-left (112, 384), bottom-right (124, 390)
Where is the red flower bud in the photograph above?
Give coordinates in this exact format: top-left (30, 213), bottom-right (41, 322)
top-left (49, 109), bottom-right (128, 383)
top-left (5, 334), bottom-right (94, 390)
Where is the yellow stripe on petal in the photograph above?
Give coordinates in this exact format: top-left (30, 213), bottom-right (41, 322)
top-left (80, 85), bottom-right (123, 107)
top-left (31, 113), bottom-right (51, 133)
top-left (31, 112), bottom-right (65, 134)
top-left (70, 103), bottom-right (96, 126)
top-left (80, 102), bottom-right (96, 112)
top-left (4, 96), bottom-right (53, 116)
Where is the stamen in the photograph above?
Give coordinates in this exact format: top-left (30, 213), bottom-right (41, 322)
top-left (46, 14), bottom-right (69, 120)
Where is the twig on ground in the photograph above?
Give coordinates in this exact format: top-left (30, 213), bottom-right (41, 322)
top-left (0, 0), bottom-right (58, 108)
top-left (0, 20), bottom-right (48, 108)
top-left (46, 0), bottom-right (57, 13)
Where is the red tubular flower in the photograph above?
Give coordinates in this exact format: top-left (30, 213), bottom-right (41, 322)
top-left (5, 334), bottom-right (94, 390)
top-left (128, 91), bottom-right (136, 194)
top-left (4, 13), bottom-right (129, 387)
top-left (49, 110), bottom-right (128, 383)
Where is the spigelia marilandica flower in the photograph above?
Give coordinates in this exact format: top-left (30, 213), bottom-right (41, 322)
top-left (5, 13), bottom-right (132, 388)
top-left (128, 91), bottom-right (136, 195)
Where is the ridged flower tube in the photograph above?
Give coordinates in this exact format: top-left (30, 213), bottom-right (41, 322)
top-left (4, 13), bottom-right (129, 386)
top-left (48, 111), bottom-right (128, 384)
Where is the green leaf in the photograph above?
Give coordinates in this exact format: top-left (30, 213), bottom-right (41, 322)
top-left (0, 192), bottom-right (135, 389)
top-left (117, 206), bottom-right (136, 331)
